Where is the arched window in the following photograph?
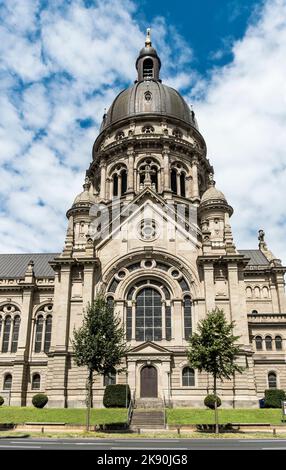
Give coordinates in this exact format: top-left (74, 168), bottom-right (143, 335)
top-left (184, 296), bottom-right (192, 340)
top-left (2, 316), bottom-right (11, 353)
top-left (35, 315), bottom-right (44, 353)
top-left (171, 169), bottom-right (177, 194)
top-left (252, 310), bottom-right (258, 314)
top-left (121, 169), bottom-right (127, 195)
top-left (104, 369), bottom-right (116, 386)
top-left (113, 174), bottom-right (118, 197)
top-left (143, 58), bottom-right (153, 80)
top-left (265, 336), bottom-right (272, 351)
top-left (255, 336), bottom-right (263, 351)
top-left (44, 315), bottom-right (52, 353)
top-left (135, 288), bottom-right (162, 341)
top-left (180, 173), bottom-right (186, 197)
top-left (3, 373), bottom-right (12, 390)
top-left (32, 373), bottom-right (41, 390)
top-left (182, 367), bottom-right (195, 386)
top-left (11, 315), bottom-right (20, 353)
top-left (275, 336), bottom-right (282, 351)
top-left (268, 372), bottom-right (277, 389)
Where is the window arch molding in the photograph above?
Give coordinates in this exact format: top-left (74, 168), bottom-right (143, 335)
top-left (255, 335), bottom-right (263, 351)
top-left (102, 252), bottom-right (200, 299)
top-left (0, 304), bottom-right (21, 353)
top-left (31, 372), bottom-right (41, 390)
top-left (267, 370), bottom-right (278, 389)
top-left (181, 365), bottom-right (195, 387)
top-left (3, 372), bottom-right (12, 391)
top-left (33, 303), bottom-right (53, 354)
top-left (108, 163), bottom-right (128, 198)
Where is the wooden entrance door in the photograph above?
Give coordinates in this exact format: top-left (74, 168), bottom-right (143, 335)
top-left (140, 365), bottom-right (158, 398)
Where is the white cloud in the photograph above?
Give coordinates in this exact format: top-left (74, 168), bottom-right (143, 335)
top-left (192, 0), bottom-right (286, 263)
top-left (0, 0), bottom-right (285, 269)
top-left (0, 0), bottom-right (190, 254)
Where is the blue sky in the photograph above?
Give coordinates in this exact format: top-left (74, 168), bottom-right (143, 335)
top-left (140, 0), bottom-right (263, 73)
top-left (0, 0), bottom-right (286, 263)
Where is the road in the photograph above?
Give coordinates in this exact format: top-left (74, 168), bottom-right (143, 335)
top-left (0, 438), bottom-right (286, 450)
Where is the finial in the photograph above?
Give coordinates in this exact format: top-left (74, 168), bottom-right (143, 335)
top-left (258, 229), bottom-right (265, 243)
top-left (208, 172), bottom-right (215, 187)
top-left (145, 28), bottom-right (152, 47)
top-left (83, 175), bottom-right (90, 191)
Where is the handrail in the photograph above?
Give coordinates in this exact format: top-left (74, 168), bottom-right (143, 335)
top-left (127, 390), bottom-right (135, 427)
top-left (163, 392), bottom-right (166, 429)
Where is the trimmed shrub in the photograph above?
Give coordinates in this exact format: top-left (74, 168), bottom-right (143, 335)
top-left (103, 384), bottom-right (131, 408)
top-left (204, 394), bottom-right (222, 410)
top-left (264, 389), bottom-right (286, 408)
top-left (0, 396), bottom-right (4, 406)
top-left (32, 393), bottom-right (48, 408)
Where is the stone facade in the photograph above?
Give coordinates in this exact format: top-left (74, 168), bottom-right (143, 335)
top-left (0, 33), bottom-right (285, 408)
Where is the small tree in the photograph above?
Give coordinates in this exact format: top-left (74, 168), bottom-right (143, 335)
top-left (72, 294), bottom-right (129, 431)
top-left (187, 308), bottom-right (244, 433)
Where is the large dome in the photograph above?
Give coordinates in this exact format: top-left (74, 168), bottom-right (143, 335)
top-left (100, 80), bottom-right (198, 131)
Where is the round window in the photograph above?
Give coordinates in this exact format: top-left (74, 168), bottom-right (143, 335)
top-left (138, 219), bottom-right (158, 241)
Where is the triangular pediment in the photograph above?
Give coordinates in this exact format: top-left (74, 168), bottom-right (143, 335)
top-left (95, 188), bottom-right (201, 251)
top-left (129, 341), bottom-right (171, 355)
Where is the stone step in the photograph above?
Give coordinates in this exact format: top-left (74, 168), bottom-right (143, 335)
top-left (131, 408), bottom-right (165, 429)
top-left (134, 399), bottom-right (164, 409)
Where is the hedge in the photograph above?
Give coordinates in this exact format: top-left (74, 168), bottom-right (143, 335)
top-left (264, 389), bottom-right (286, 408)
top-left (103, 384), bottom-right (130, 408)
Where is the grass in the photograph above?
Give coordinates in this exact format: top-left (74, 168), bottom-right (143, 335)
top-left (0, 407), bottom-right (126, 425)
top-left (0, 407), bottom-right (284, 426)
top-left (1, 431), bottom-right (286, 439)
top-left (167, 408), bottom-right (283, 425)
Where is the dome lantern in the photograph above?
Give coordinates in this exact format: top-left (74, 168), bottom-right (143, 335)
top-left (136, 28), bottom-right (161, 82)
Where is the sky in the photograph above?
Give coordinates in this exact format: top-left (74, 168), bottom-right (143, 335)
top-left (0, 0), bottom-right (286, 263)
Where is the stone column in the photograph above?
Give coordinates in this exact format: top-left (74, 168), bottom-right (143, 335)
top-left (118, 174), bottom-right (122, 197)
top-left (203, 262), bottom-right (215, 312)
top-left (163, 149), bottom-right (170, 191)
top-left (127, 149), bottom-right (135, 192)
top-left (176, 172), bottom-right (181, 196)
top-left (46, 264), bottom-right (71, 407)
top-left (172, 300), bottom-right (183, 345)
top-left (82, 263), bottom-right (94, 311)
top-left (227, 262), bottom-right (249, 342)
top-left (11, 286), bottom-right (34, 406)
top-left (100, 162), bottom-right (107, 200)
top-left (161, 301), bottom-right (166, 340)
top-left (191, 158), bottom-right (199, 198)
top-left (132, 301), bottom-right (136, 340)
top-left (276, 273), bottom-right (286, 312)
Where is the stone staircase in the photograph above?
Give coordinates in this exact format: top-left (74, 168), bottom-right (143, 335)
top-left (130, 398), bottom-right (165, 430)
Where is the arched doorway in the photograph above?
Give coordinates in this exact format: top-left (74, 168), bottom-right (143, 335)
top-left (140, 365), bottom-right (158, 398)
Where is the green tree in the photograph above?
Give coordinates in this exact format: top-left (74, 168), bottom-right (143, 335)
top-left (72, 295), bottom-right (129, 431)
top-left (187, 308), bottom-right (244, 433)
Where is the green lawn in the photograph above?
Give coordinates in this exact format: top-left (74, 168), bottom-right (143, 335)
top-left (0, 407), bottom-right (126, 425)
top-left (167, 408), bottom-right (283, 425)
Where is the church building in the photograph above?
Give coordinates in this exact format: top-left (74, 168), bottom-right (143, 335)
top-left (0, 31), bottom-right (285, 408)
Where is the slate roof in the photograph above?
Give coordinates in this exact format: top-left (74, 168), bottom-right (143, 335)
top-left (0, 253), bottom-right (58, 278)
top-left (238, 250), bottom-right (269, 266)
top-left (0, 249), bottom-right (269, 279)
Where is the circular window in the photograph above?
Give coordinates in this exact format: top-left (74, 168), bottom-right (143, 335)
top-left (118, 270), bottom-right (126, 279)
top-left (171, 270), bottom-right (180, 278)
top-left (138, 219), bottom-right (159, 241)
top-left (145, 260), bottom-right (153, 268)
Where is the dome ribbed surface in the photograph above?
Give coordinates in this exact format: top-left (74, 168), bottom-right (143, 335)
top-left (201, 185), bottom-right (227, 204)
top-left (100, 81), bottom-right (197, 131)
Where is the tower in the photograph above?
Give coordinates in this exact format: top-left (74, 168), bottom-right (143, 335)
top-left (1, 31), bottom-right (285, 409)
top-left (45, 30), bottom-right (259, 407)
